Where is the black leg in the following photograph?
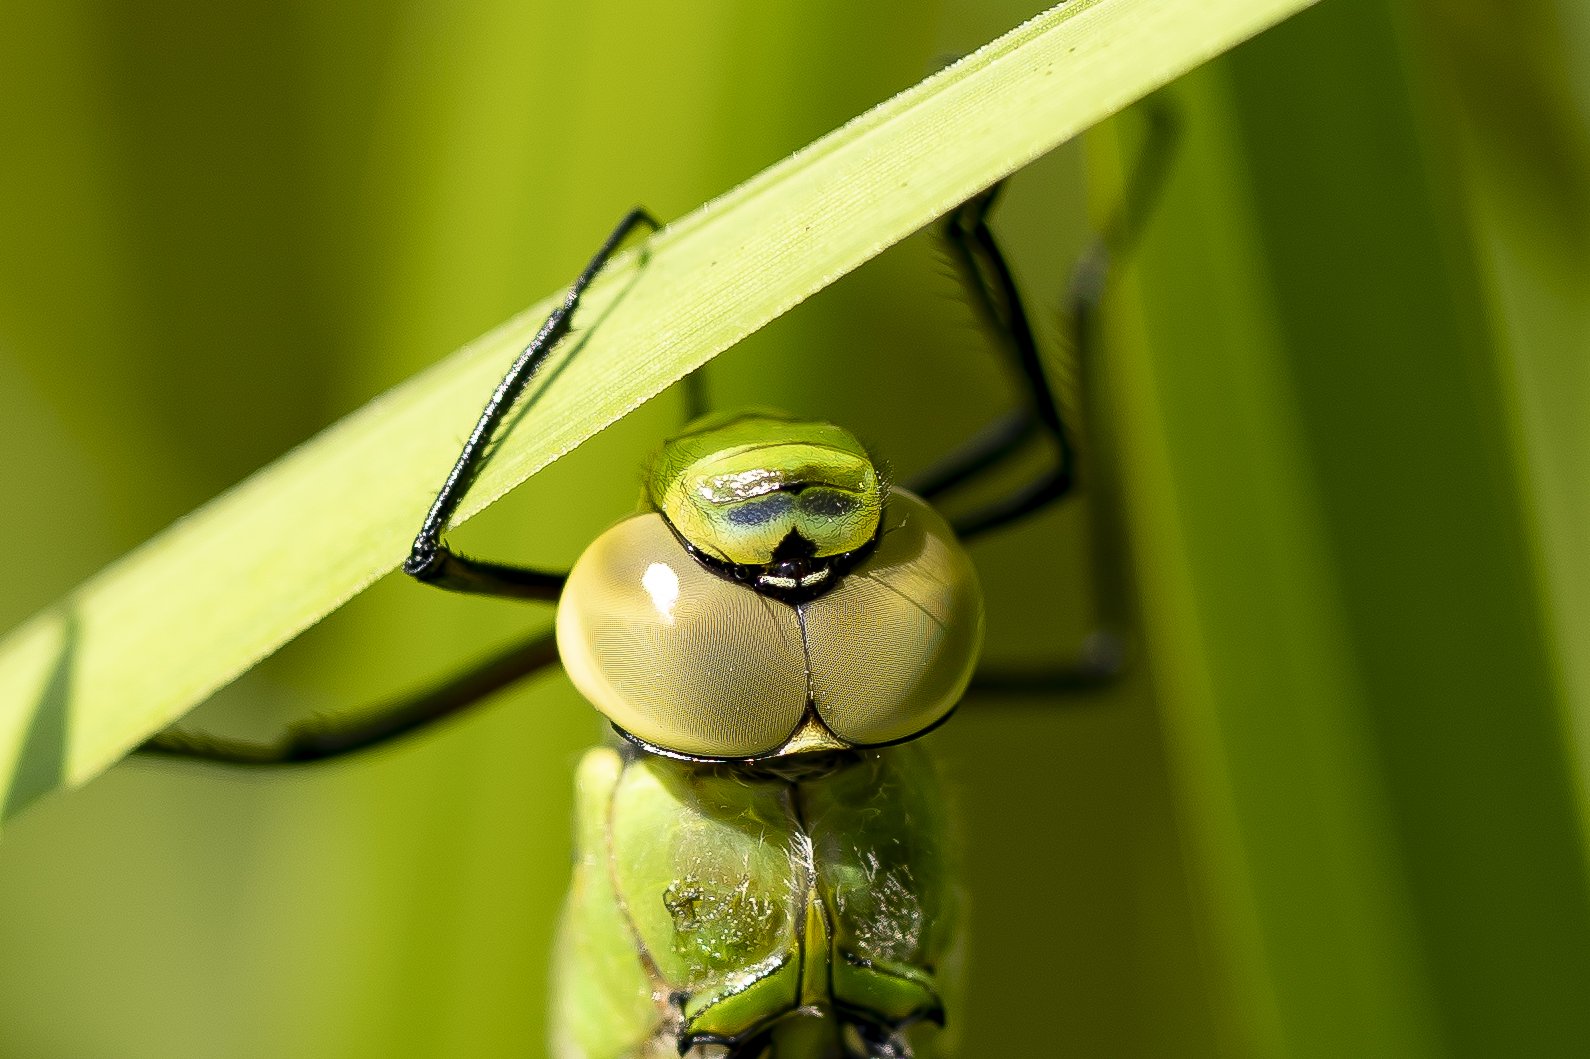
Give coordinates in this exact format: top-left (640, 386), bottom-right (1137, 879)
top-left (136, 629), bottom-right (560, 765)
top-left (910, 101), bottom-right (1178, 539)
top-left (904, 182), bottom-right (1076, 539)
top-left (404, 207), bottom-right (662, 601)
top-left (952, 101), bottom-right (1180, 694)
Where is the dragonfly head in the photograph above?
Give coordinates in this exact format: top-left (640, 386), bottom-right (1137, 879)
top-left (556, 409), bottom-right (983, 762)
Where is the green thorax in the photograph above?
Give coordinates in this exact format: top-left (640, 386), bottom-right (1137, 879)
top-left (644, 409), bottom-right (884, 567)
top-left (551, 742), bottom-right (960, 1059)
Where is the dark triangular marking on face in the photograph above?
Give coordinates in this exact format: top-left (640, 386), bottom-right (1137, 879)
top-left (771, 528), bottom-right (817, 560)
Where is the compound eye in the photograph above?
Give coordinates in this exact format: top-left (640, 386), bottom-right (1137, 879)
top-left (802, 489), bottom-right (984, 746)
top-left (556, 513), bottom-right (808, 758)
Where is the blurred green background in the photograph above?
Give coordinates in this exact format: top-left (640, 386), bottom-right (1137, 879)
top-left (2, 0), bottom-right (1588, 1056)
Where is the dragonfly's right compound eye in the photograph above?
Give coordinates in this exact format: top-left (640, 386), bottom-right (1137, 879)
top-left (555, 488), bottom-right (984, 761)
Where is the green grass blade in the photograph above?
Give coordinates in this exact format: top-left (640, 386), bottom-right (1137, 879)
top-left (0, 0), bottom-right (1315, 817)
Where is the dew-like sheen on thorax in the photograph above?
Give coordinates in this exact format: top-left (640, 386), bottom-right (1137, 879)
top-left (556, 410), bottom-right (984, 761)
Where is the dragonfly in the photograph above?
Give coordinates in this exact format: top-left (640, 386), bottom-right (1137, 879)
top-left (143, 104), bottom-right (1177, 1059)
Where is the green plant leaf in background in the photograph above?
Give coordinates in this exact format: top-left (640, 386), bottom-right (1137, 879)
top-left (0, 0), bottom-right (1313, 818)
top-left (1095, 0), bottom-right (1590, 1054)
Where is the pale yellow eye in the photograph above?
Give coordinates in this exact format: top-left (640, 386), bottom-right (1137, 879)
top-left (556, 513), bottom-right (808, 758)
top-left (803, 490), bottom-right (984, 745)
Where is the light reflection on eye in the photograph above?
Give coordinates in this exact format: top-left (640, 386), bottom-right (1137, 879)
top-left (641, 562), bottom-right (680, 624)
